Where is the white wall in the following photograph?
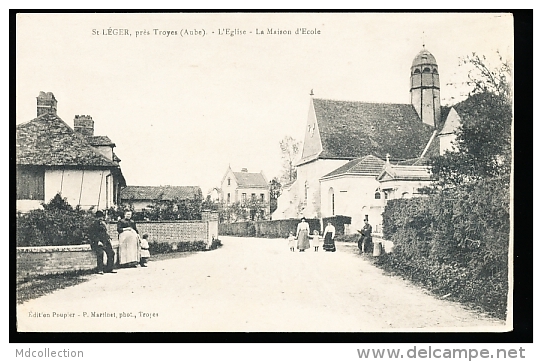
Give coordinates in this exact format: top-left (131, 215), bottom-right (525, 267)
top-left (295, 159), bottom-right (349, 218)
top-left (44, 169), bottom-right (112, 210)
top-left (320, 175), bottom-right (384, 234)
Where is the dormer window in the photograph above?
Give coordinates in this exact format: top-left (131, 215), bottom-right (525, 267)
top-left (227, 178), bottom-right (231, 186)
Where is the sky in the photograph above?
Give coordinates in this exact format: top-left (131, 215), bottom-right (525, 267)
top-left (15, 12), bottom-right (514, 194)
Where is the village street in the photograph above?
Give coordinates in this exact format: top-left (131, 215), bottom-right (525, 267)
top-left (17, 236), bottom-right (506, 332)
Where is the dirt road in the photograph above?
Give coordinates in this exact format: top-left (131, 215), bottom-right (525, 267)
top-left (17, 236), bottom-right (507, 332)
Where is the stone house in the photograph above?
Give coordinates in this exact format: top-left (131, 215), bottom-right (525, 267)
top-left (220, 166), bottom-right (270, 219)
top-left (16, 92), bottom-right (126, 212)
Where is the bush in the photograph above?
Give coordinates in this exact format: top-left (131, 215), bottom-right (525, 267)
top-left (148, 240), bottom-right (220, 254)
top-left (379, 177), bottom-right (510, 319)
top-left (16, 194), bottom-right (95, 247)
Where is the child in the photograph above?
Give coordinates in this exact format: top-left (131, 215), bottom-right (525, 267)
top-left (310, 230), bottom-right (322, 252)
top-left (287, 231), bottom-right (296, 252)
top-left (139, 233), bottom-right (150, 267)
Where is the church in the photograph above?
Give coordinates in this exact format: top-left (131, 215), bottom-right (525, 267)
top-left (273, 48), bottom-right (461, 233)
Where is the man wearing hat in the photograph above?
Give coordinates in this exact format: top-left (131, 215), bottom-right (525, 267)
top-left (89, 211), bottom-right (116, 274)
top-left (357, 217), bottom-right (372, 254)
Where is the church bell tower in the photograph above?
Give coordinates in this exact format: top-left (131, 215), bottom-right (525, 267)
top-left (410, 48), bottom-right (441, 128)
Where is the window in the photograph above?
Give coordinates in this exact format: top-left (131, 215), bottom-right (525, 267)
top-left (227, 193), bottom-right (231, 204)
top-left (423, 67), bottom-right (431, 73)
top-left (17, 167), bottom-right (45, 200)
top-left (384, 191), bottom-right (389, 200)
top-left (251, 193), bottom-right (256, 201)
top-left (227, 178), bottom-right (231, 186)
top-left (331, 193), bottom-right (335, 216)
top-left (241, 193), bottom-right (246, 203)
top-left (413, 68), bottom-right (421, 74)
top-left (374, 192), bottom-right (381, 200)
top-left (402, 192), bottom-right (410, 199)
top-left (260, 193), bottom-right (264, 202)
top-left (304, 181), bottom-right (308, 200)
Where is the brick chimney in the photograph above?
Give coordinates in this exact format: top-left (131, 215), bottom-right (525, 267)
top-left (73, 115), bottom-right (94, 137)
top-left (36, 91), bottom-right (57, 117)
top-left (241, 168), bottom-right (248, 172)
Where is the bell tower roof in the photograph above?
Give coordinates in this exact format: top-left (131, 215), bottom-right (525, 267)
top-left (411, 48), bottom-right (437, 67)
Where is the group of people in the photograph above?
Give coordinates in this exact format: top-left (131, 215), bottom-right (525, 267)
top-left (288, 218), bottom-right (338, 252)
top-left (287, 217), bottom-right (373, 254)
top-left (88, 210), bottom-right (151, 274)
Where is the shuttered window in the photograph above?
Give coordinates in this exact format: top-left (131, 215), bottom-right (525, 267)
top-left (16, 167), bottom-right (45, 200)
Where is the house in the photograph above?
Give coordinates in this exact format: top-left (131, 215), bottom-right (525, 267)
top-left (376, 158), bottom-right (433, 201)
top-left (319, 155), bottom-right (386, 233)
top-left (274, 48), bottom-right (454, 231)
top-left (220, 166), bottom-right (270, 220)
top-left (16, 92), bottom-right (126, 212)
top-left (121, 185), bottom-right (202, 212)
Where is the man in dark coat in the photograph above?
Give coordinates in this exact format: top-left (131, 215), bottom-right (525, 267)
top-left (89, 211), bottom-right (116, 274)
top-left (357, 218), bottom-right (372, 254)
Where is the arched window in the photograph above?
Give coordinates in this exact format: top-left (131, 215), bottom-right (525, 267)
top-left (227, 178), bottom-right (231, 186)
top-left (304, 181), bottom-right (308, 201)
top-left (328, 187), bottom-right (335, 216)
top-left (432, 68), bottom-right (438, 73)
top-left (374, 192), bottom-right (381, 200)
top-left (423, 67), bottom-right (431, 73)
top-left (413, 68), bottom-right (421, 74)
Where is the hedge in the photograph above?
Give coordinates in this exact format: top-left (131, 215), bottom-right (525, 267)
top-left (377, 177), bottom-right (510, 319)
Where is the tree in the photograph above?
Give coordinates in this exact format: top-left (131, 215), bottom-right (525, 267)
top-left (279, 135), bottom-right (301, 183)
top-left (430, 53), bottom-right (512, 187)
top-left (269, 177), bottom-right (282, 215)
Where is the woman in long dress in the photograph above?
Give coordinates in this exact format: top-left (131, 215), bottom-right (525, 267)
top-left (117, 211), bottom-right (140, 267)
top-left (296, 217), bottom-right (310, 252)
top-left (323, 222), bottom-right (336, 252)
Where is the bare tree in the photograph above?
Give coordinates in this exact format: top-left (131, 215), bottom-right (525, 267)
top-left (279, 135), bottom-right (301, 183)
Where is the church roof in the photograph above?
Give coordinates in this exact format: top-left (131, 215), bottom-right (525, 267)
top-left (321, 155), bottom-right (385, 179)
top-left (16, 113), bottom-right (118, 167)
top-left (412, 48), bottom-right (438, 67)
top-left (310, 98), bottom-right (434, 162)
top-left (233, 171), bottom-right (268, 188)
top-left (121, 185), bottom-right (202, 201)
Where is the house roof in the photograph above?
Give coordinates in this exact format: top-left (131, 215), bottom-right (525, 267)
top-left (377, 164), bottom-right (432, 181)
top-left (87, 135), bottom-right (116, 147)
top-left (121, 186), bottom-right (202, 201)
top-left (322, 155), bottom-right (385, 179)
top-left (233, 172), bottom-right (268, 188)
top-left (16, 113), bottom-right (118, 167)
top-left (310, 98), bottom-right (434, 162)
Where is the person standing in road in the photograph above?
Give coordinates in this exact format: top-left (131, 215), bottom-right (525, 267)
top-left (117, 210), bottom-right (140, 267)
top-left (89, 211), bottom-right (116, 274)
top-left (287, 231), bottom-right (296, 252)
top-left (357, 218), bottom-right (372, 253)
top-left (296, 217), bottom-right (310, 252)
top-left (322, 221), bottom-right (336, 252)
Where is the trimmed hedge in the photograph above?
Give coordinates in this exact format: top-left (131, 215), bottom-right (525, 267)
top-left (322, 215), bottom-right (352, 235)
top-left (148, 239), bottom-right (222, 255)
top-left (377, 177), bottom-right (510, 319)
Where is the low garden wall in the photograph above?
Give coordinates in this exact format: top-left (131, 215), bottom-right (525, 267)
top-left (219, 218), bottom-right (321, 238)
top-left (17, 219), bottom-right (219, 281)
top-left (16, 245), bottom-right (120, 282)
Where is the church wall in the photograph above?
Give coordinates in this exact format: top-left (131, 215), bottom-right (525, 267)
top-left (294, 159), bottom-right (349, 219)
top-left (320, 176), bottom-right (384, 234)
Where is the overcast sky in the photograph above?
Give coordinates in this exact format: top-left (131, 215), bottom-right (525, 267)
top-left (16, 13), bottom-right (513, 194)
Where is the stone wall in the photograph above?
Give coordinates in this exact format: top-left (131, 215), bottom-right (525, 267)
top-left (17, 217), bottom-right (219, 281)
top-left (16, 245), bottom-right (119, 282)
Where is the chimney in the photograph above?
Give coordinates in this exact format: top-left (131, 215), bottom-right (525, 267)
top-left (74, 115), bottom-right (94, 137)
top-left (36, 91), bottom-right (57, 117)
top-left (241, 168), bottom-right (248, 172)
